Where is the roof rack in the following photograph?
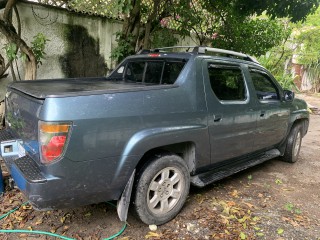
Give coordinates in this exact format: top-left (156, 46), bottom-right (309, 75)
top-left (137, 46), bottom-right (260, 64)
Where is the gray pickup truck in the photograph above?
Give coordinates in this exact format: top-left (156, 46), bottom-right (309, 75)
top-left (0, 46), bottom-right (309, 225)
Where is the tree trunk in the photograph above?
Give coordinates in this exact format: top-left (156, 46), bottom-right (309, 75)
top-left (0, 19), bottom-right (37, 80)
top-left (122, 0), bottom-right (142, 52)
top-left (143, 0), bottom-right (163, 49)
top-left (0, 0), bottom-right (37, 80)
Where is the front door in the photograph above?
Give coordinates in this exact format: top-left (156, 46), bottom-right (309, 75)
top-left (203, 61), bottom-right (257, 164)
top-left (248, 69), bottom-right (289, 151)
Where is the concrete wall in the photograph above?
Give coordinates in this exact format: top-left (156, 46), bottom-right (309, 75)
top-left (0, 1), bottom-right (123, 99)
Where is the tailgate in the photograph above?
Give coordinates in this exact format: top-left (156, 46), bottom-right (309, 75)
top-left (2, 89), bottom-right (44, 164)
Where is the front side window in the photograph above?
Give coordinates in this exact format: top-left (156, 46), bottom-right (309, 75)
top-left (208, 64), bottom-right (247, 101)
top-left (250, 70), bottom-right (279, 101)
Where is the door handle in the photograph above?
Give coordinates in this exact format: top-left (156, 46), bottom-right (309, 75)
top-left (260, 111), bottom-right (266, 117)
top-left (213, 114), bottom-right (222, 122)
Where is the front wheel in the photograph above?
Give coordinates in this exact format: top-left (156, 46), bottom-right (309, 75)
top-left (133, 154), bottom-right (190, 225)
top-left (281, 124), bottom-right (303, 163)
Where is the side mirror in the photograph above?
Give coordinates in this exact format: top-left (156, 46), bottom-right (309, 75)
top-left (283, 90), bottom-right (295, 102)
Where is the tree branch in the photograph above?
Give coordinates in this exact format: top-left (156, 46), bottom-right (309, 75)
top-left (3, 0), bottom-right (16, 21)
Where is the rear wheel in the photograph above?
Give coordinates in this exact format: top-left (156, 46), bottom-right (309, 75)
top-left (133, 154), bottom-right (190, 225)
top-left (281, 124), bottom-right (303, 163)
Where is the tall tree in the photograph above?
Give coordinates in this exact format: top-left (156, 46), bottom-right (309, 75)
top-left (120, 0), bottom-right (319, 60)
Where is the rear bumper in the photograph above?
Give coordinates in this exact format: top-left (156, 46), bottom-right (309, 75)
top-left (1, 153), bottom-right (119, 210)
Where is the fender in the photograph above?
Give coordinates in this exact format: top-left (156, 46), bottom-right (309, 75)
top-left (113, 124), bottom-right (207, 181)
top-left (288, 101), bottom-right (310, 137)
top-left (278, 107), bottom-right (309, 155)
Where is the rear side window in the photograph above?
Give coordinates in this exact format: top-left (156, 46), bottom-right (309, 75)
top-left (250, 71), bottom-right (279, 101)
top-left (126, 62), bottom-right (145, 82)
top-left (207, 64), bottom-right (247, 101)
top-left (110, 60), bottom-right (186, 85)
top-left (162, 62), bottom-right (186, 84)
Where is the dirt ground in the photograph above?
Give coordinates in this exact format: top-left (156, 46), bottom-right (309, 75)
top-left (0, 94), bottom-right (319, 240)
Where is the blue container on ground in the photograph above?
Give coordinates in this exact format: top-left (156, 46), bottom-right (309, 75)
top-left (0, 165), bottom-right (4, 193)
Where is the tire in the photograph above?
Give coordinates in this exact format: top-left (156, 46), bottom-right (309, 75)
top-left (133, 154), bottom-right (190, 225)
top-left (281, 124), bottom-right (303, 163)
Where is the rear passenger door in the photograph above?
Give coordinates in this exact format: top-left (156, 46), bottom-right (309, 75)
top-left (248, 68), bottom-right (289, 151)
top-left (203, 61), bottom-right (257, 164)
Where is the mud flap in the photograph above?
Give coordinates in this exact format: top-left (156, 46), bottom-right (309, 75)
top-left (117, 169), bottom-right (135, 222)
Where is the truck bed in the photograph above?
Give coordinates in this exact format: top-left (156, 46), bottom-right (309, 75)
top-left (8, 78), bottom-right (163, 99)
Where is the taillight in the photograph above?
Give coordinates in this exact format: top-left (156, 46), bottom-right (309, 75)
top-left (39, 121), bottom-right (71, 164)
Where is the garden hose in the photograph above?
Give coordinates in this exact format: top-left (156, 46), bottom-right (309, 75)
top-left (0, 201), bottom-right (127, 239)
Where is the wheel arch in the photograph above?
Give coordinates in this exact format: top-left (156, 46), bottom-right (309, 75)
top-left (134, 142), bottom-right (196, 176)
top-left (279, 117), bottom-right (309, 155)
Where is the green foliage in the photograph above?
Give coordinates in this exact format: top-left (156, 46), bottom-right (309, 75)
top-left (291, 7), bottom-right (320, 92)
top-left (3, 33), bottom-right (49, 67)
top-left (31, 33), bottom-right (50, 65)
top-left (277, 228), bottom-right (284, 235)
top-left (285, 203), bottom-right (294, 211)
top-left (284, 202), bottom-right (302, 214)
top-left (71, 0), bottom-right (318, 63)
top-left (275, 179), bottom-right (282, 185)
top-left (151, 28), bottom-right (179, 49)
top-left (114, 0), bottom-right (132, 15)
top-left (239, 232), bottom-right (246, 239)
top-left (257, 43), bottom-right (300, 91)
top-left (277, 74), bottom-right (300, 91)
top-left (3, 43), bottom-right (17, 61)
top-left (111, 32), bottom-right (135, 63)
top-left (212, 18), bottom-right (290, 56)
top-left (233, 0), bottom-right (319, 22)
top-left (6, 112), bottom-right (25, 131)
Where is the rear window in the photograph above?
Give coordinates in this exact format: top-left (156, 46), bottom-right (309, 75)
top-left (109, 60), bottom-right (186, 85)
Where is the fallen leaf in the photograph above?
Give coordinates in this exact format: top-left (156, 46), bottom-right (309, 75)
top-left (252, 216), bottom-right (260, 222)
top-left (145, 231), bottom-right (161, 238)
top-left (60, 216), bottom-right (66, 223)
top-left (231, 190), bottom-right (239, 198)
top-left (227, 201), bottom-right (236, 207)
top-left (282, 188), bottom-right (294, 192)
top-left (238, 216), bottom-right (249, 223)
top-left (243, 202), bottom-right (256, 209)
top-left (63, 225), bottom-right (70, 230)
top-left (84, 212), bottom-right (91, 217)
top-left (277, 228), bottom-right (284, 235)
top-left (22, 205), bottom-right (32, 210)
top-left (35, 219), bottom-right (43, 225)
top-left (239, 232), bottom-right (246, 239)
